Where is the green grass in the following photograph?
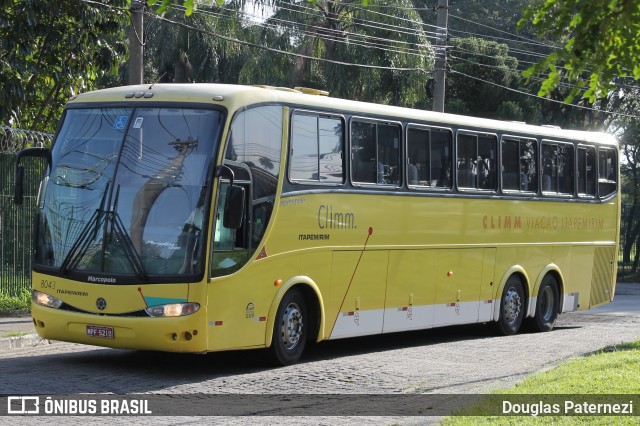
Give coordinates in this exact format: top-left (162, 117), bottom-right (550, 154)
top-left (2, 330), bottom-right (31, 338)
top-left (442, 341), bottom-right (640, 425)
top-left (0, 287), bottom-right (31, 316)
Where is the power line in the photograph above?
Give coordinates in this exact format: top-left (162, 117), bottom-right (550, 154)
top-left (450, 69), bottom-right (640, 120)
top-left (80, 0), bottom-right (640, 118)
top-left (192, 5), bottom-right (434, 56)
top-left (146, 10), bottom-right (429, 73)
top-left (449, 14), bottom-right (558, 50)
top-left (216, 2), bottom-right (441, 44)
top-left (449, 34), bottom-right (551, 60)
top-left (320, 0), bottom-right (442, 31)
top-left (176, 2), bottom-right (437, 65)
top-left (448, 54), bottom-right (596, 94)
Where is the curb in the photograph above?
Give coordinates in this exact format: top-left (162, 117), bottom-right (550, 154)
top-left (615, 283), bottom-right (640, 296)
top-left (0, 334), bottom-right (55, 352)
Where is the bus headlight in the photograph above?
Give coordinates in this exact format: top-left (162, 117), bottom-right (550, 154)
top-left (145, 303), bottom-right (200, 317)
top-left (32, 290), bottom-right (63, 309)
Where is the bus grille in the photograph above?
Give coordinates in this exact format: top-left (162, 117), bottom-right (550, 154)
top-left (590, 246), bottom-right (615, 307)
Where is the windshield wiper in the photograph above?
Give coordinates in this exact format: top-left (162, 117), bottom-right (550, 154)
top-left (60, 183), bottom-right (110, 275)
top-left (60, 184), bottom-right (148, 281)
top-left (103, 185), bottom-right (148, 280)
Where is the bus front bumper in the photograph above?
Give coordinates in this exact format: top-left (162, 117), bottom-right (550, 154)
top-left (31, 303), bottom-right (207, 353)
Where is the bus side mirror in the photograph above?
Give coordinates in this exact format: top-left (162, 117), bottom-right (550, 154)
top-left (223, 185), bottom-right (245, 230)
top-left (14, 147), bottom-right (52, 206)
top-left (14, 165), bottom-right (25, 205)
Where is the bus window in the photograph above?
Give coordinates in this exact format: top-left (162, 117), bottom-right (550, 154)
top-left (290, 114), bottom-right (317, 181)
top-left (407, 127), bottom-right (428, 185)
top-left (542, 141), bottom-right (574, 195)
top-left (319, 117), bottom-right (343, 182)
top-left (456, 132), bottom-right (497, 191)
top-left (407, 126), bottom-right (452, 189)
top-left (226, 106), bottom-right (282, 191)
top-left (214, 106), bottom-right (283, 277)
top-left (577, 145), bottom-right (596, 197)
top-left (351, 121), bottom-right (376, 183)
top-left (501, 137), bottom-right (537, 193)
top-left (211, 182), bottom-right (248, 276)
top-left (457, 133), bottom-right (476, 188)
top-left (351, 120), bottom-right (400, 186)
top-left (432, 129), bottom-right (453, 188)
top-left (598, 147), bottom-right (617, 197)
top-left (478, 135), bottom-right (497, 190)
top-left (290, 112), bottom-right (343, 183)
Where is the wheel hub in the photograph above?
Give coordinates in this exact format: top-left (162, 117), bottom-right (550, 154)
top-left (503, 288), bottom-right (522, 324)
top-left (281, 303), bottom-right (303, 350)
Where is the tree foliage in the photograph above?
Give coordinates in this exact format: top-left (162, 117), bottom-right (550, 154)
top-left (446, 37), bottom-right (536, 121)
top-left (0, 0), bottom-right (129, 132)
top-left (239, 0), bottom-right (433, 108)
top-left (519, 0), bottom-right (640, 103)
top-left (144, 2), bottom-right (252, 84)
top-left (149, 0), bottom-right (223, 16)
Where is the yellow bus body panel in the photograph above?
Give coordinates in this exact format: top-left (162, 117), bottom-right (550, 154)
top-left (30, 84), bottom-right (619, 354)
top-left (31, 272), bottom-right (207, 352)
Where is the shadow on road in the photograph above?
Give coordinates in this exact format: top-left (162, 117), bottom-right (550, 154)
top-left (0, 322), bottom-right (505, 393)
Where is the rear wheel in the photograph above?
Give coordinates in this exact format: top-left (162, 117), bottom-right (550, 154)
top-left (269, 289), bottom-right (307, 366)
top-left (494, 275), bottom-right (525, 335)
top-left (526, 275), bottom-right (559, 332)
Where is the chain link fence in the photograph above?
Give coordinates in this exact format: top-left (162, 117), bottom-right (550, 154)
top-left (1, 126), bottom-right (52, 296)
top-left (619, 202), bottom-right (640, 282)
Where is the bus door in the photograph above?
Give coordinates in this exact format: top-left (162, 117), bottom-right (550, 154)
top-left (383, 250), bottom-right (438, 333)
top-left (328, 250), bottom-right (388, 339)
top-left (433, 248), bottom-right (487, 326)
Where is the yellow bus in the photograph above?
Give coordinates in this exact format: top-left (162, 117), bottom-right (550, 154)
top-left (15, 84), bottom-right (619, 365)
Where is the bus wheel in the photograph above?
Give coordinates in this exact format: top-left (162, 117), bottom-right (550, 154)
top-left (269, 289), bottom-right (307, 366)
top-left (526, 275), bottom-right (559, 332)
top-left (494, 275), bottom-right (525, 335)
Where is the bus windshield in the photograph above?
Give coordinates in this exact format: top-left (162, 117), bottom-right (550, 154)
top-left (34, 107), bottom-right (223, 281)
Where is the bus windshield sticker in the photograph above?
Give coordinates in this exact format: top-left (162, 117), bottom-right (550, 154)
top-left (114, 115), bottom-right (128, 130)
top-left (133, 117), bottom-right (143, 128)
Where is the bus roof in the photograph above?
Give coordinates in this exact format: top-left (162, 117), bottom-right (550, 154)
top-left (69, 83), bottom-right (617, 146)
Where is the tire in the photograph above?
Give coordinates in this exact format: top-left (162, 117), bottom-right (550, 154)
top-left (525, 275), bottom-right (559, 332)
top-left (494, 275), bottom-right (525, 335)
top-left (269, 288), bottom-right (307, 366)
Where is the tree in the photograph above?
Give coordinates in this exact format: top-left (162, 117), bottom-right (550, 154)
top-left (0, 0), bottom-right (129, 132)
top-left (446, 37), bottom-right (541, 122)
top-left (150, 0), bottom-right (222, 16)
top-left (239, 0), bottom-right (433, 108)
top-left (144, 2), bottom-right (252, 84)
top-left (414, 0), bottom-right (533, 35)
top-left (620, 120), bottom-right (640, 270)
top-left (519, 0), bottom-right (640, 103)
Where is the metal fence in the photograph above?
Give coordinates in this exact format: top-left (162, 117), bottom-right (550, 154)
top-left (0, 126), bottom-right (51, 296)
top-left (618, 202), bottom-right (640, 282)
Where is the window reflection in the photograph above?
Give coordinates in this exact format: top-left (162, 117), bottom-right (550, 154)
top-left (35, 108), bottom-right (221, 279)
top-left (351, 120), bottom-right (400, 185)
top-left (542, 142), bottom-right (574, 195)
top-left (501, 137), bottom-right (537, 193)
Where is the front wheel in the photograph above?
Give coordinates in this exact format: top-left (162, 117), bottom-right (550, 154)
top-left (525, 275), bottom-right (559, 332)
top-left (269, 289), bottom-right (308, 366)
top-left (494, 275), bottom-right (525, 335)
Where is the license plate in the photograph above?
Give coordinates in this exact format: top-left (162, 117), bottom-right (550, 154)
top-left (86, 325), bottom-right (114, 339)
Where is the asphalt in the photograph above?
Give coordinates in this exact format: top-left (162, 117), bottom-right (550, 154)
top-left (1, 283), bottom-right (639, 352)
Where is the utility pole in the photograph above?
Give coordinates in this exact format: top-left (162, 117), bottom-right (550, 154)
top-left (129, 0), bottom-right (144, 85)
top-left (432, 0), bottom-right (448, 113)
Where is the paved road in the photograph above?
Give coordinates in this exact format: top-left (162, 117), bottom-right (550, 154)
top-left (1, 291), bottom-right (640, 425)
